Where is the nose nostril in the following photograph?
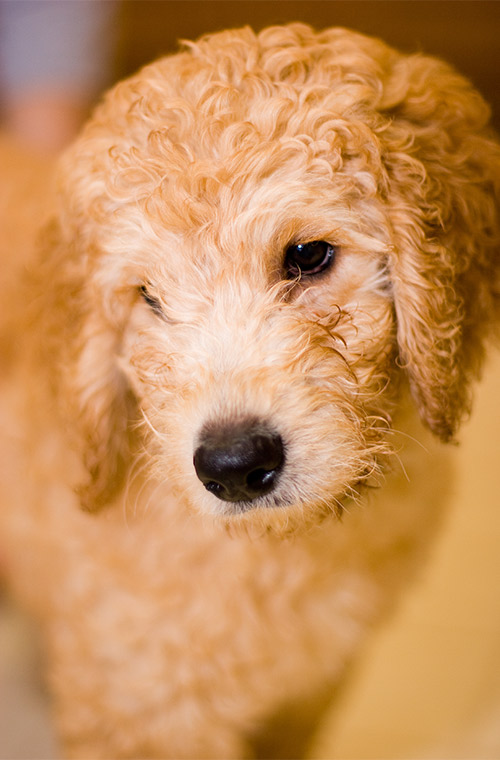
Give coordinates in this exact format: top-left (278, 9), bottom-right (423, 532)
top-left (193, 421), bottom-right (284, 504)
top-left (246, 467), bottom-right (277, 492)
top-left (204, 480), bottom-right (225, 497)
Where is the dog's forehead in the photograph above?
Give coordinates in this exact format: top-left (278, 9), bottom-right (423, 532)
top-left (113, 24), bottom-right (389, 138)
top-left (103, 43), bottom-right (385, 186)
top-left (108, 100), bottom-right (378, 240)
top-left (71, 27), bottom-right (387, 174)
top-left (60, 26), bottom-right (391, 269)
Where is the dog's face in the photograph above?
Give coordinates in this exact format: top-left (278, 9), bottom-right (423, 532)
top-left (120, 163), bottom-right (396, 522)
top-left (46, 25), bottom-right (499, 525)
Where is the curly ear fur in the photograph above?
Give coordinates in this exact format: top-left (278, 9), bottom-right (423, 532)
top-left (35, 220), bottom-right (137, 511)
top-left (381, 55), bottom-right (500, 440)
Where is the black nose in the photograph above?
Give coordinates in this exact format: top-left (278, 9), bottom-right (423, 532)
top-left (193, 421), bottom-right (284, 502)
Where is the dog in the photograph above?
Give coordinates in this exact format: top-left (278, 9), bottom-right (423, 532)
top-left (0, 23), bottom-right (499, 759)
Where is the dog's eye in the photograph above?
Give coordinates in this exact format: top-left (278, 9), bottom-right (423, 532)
top-left (284, 241), bottom-right (337, 278)
top-left (139, 285), bottom-right (164, 317)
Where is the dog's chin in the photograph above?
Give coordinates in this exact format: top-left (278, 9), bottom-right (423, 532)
top-left (198, 486), bottom-right (355, 538)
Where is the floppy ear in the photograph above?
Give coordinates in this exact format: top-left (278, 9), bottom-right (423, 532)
top-left (36, 219), bottom-right (137, 512)
top-left (381, 54), bottom-right (500, 440)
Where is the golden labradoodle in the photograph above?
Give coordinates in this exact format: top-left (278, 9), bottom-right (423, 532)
top-left (1, 24), bottom-right (499, 759)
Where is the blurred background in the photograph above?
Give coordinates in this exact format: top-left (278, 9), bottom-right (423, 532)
top-left (1, 2), bottom-right (500, 758)
top-left (1, 0), bottom-right (499, 151)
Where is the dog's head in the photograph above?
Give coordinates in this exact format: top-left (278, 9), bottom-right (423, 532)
top-left (41, 25), bottom-right (500, 523)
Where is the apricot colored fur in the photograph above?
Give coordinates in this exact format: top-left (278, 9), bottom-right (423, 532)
top-left (1, 25), bottom-right (499, 758)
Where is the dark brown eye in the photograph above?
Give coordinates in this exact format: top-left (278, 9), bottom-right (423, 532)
top-left (139, 285), bottom-right (164, 316)
top-left (284, 241), bottom-right (337, 278)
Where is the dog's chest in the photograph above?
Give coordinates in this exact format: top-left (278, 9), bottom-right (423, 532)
top-left (46, 488), bottom-right (418, 697)
top-left (0, 422), bottom-right (446, 725)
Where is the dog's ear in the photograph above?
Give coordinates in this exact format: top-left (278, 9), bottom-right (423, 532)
top-left (35, 219), bottom-right (136, 512)
top-left (381, 54), bottom-right (500, 440)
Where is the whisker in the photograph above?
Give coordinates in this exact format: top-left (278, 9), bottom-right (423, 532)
top-left (141, 409), bottom-right (167, 441)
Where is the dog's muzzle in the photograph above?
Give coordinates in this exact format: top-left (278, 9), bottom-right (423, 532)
top-left (193, 420), bottom-right (284, 503)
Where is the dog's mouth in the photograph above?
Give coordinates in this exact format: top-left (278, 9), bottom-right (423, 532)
top-left (209, 485), bottom-right (357, 524)
top-left (216, 492), bottom-right (288, 516)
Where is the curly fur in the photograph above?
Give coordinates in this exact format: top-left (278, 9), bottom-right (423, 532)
top-left (0, 24), bottom-right (499, 759)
